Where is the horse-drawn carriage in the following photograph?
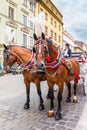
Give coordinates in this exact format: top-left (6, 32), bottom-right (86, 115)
top-left (71, 52), bottom-right (87, 96)
top-left (3, 33), bottom-right (87, 120)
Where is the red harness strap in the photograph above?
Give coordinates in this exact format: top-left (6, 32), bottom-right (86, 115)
top-left (45, 61), bottom-right (62, 71)
top-left (20, 52), bottom-right (34, 69)
top-left (45, 55), bottom-right (51, 62)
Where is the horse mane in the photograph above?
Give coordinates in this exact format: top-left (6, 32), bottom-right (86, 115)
top-left (46, 38), bottom-right (52, 45)
top-left (5, 45), bottom-right (32, 52)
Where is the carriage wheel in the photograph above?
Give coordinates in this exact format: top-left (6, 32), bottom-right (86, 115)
top-left (82, 77), bottom-right (86, 96)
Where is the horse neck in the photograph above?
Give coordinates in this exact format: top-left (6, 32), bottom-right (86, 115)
top-left (49, 45), bottom-right (58, 59)
top-left (11, 47), bottom-right (32, 64)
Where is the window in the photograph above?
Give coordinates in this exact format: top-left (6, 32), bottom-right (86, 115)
top-left (30, 20), bottom-right (33, 30)
top-left (45, 13), bottom-right (48, 20)
top-left (54, 21), bottom-right (57, 28)
top-left (23, 34), bottom-right (27, 46)
top-left (23, 15), bottom-right (27, 26)
top-left (45, 26), bottom-right (48, 35)
top-left (50, 17), bottom-right (53, 25)
top-left (40, 8), bottom-right (43, 13)
top-left (50, 30), bottom-right (53, 38)
top-left (59, 25), bottom-right (61, 31)
top-left (59, 35), bottom-right (61, 43)
top-left (11, 30), bottom-right (15, 42)
top-left (23, 0), bottom-right (27, 6)
top-left (9, 7), bottom-right (14, 20)
top-left (30, 37), bottom-right (33, 46)
top-left (30, 2), bottom-right (33, 11)
top-left (54, 32), bottom-right (57, 40)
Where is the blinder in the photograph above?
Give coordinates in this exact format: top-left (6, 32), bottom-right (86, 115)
top-left (3, 51), bottom-right (9, 59)
top-left (33, 39), bottom-right (51, 63)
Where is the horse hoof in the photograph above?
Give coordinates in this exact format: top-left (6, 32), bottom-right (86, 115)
top-left (66, 98), bottom-right (71, 102)
top-left (48, 110), bottom-right (54, 117)
top-left (55, 112), bottom-right (62, 120)
top-left (24, 103), bottom-right (30, 109)
top-left (73, 99), bottom-right (78, 103)
top-left (38, 104), bottom-right (44, 111)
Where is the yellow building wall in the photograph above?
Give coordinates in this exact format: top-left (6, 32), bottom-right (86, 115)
top-left (35, 0), bottom-right (63, 47)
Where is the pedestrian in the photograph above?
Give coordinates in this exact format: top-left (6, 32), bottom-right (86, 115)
top-left (0, 63), bottom-right (2, 70)
top-left (64, 43), bottom-right (71, 58)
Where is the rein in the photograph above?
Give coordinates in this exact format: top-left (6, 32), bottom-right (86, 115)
top-left (44, 49), bottom-right (63, 77)
top-left (45, 49), bottom-right (63, 70)
top-left (20, 52), bottom-right (36, 70)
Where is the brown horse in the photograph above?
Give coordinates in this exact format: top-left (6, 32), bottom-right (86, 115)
top-left (33, 33), bottom-right (80, 120)
top-left (3, 44), bottom-right (47, 110)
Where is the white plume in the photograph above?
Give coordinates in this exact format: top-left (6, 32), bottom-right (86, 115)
top-left (4, 26), bottom-right (15, 42)
top-left (30, 12), bottom-right (45, 37)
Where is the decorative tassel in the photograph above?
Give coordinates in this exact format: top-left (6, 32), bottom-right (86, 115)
top-left (74, 72), bottom-right (80, 84)
top-left (46, 55), bottom-right (51, 62)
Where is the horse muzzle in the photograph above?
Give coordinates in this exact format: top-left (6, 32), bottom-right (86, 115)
top-left (35, 61), bottom-right (45, 69)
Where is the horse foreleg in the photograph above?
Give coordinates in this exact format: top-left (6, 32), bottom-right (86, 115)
top-left (73, 83), bottom-right (78, 103)
top-left (49, 89), bottom-right (54, 110)
top-left (46, 89), bottom-right (50, 99)
top-left (46, 88), bottom-right (54, 99)
top-left (36, 84), bottom-right (44, 111)
top-left (24, 86), bottom-right (30, 109)
top-left (47, 82), bottom-right (54, 117)
top-left (55, 91), bottom-right (62, 120)
top-left (66, 82), bottom-right (71, 102)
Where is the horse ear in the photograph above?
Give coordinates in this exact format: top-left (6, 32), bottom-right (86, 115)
top-left (3, 44), bottom-right (8, 50)
top-left (42, 32), bottom-right (45, 40)
top-left (33, 33), bottom-right (38, 41)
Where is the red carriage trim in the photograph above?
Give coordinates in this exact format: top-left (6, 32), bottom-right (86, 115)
top-left (82, 58), bottom-right (86, 63)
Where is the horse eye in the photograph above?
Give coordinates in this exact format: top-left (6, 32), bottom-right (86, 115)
top-left (33, 47), bottom-right (36, 53)
top-left (44, 46), bottom-right (48, 52)
top-left (44, 46), bottom-right (46, 49)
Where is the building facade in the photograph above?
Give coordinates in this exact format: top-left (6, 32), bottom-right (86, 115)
top-left (74, 41), bottom-right (87, 53)
top-left (63, 28), bottom-right (74, 51)
top-left (35, 0), bottom-right (63, 47)
top-left (0, 0), bottom-right (36, 65)
top-left (0, 0), bottom-right (63, 65)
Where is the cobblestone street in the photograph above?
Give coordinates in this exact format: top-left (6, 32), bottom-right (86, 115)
top-left (0, 74), bottom-right (87, 130)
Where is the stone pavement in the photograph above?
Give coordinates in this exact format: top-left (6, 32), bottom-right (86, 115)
top-left (0, 74), bottom-right (87, 130)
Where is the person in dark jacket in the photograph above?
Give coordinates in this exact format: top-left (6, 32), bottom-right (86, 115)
top-left (64, 43), bottom-right (71, 58)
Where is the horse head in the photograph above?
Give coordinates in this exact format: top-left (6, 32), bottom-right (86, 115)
top-left (3, 44), bottom-right (32, 72)
top-left (33, 32), bottom-right (59, 69)
top-left (3, 44), bottom-right (18, 72)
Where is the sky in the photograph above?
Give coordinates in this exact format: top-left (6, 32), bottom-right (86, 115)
top-left (51, 0), bottom-right (87, 44)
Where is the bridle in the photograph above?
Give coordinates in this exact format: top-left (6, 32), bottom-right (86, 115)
top-left (3, 46), bottom-right (38, 72)
top-left (33, 38), bottom-right (63, 71)
top-left (3, 49), bottom-right (18, 71)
